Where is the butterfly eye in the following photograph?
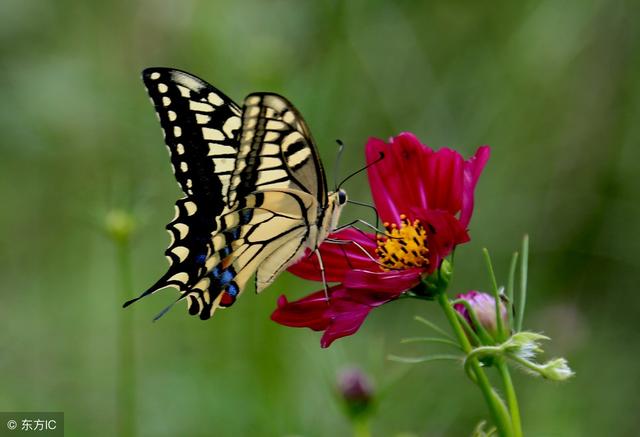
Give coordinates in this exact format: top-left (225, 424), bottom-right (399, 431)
top-left (338, 189), bottom-right (348, 205)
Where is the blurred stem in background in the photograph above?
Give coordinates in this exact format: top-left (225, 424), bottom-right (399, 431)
top-left (105, 210), bottom-right (137, 437)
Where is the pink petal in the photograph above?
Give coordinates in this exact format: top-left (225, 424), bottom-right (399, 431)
top-left (344, 269), bottom-right (421, 305)
top-left (422, 148), bottom-right (464, 215)
top-left (366, 133), bottom-right (431, 224)
top-left (460, 146), bottom-right (490, 228)
top-left (321, 300), bottom-right (372, 348)
top-left (287, 228), bottom-right (379, 282)
top-left (415, 208), bottom-right (469, 271)
top-left (271, 291), bottom-right (331, 331)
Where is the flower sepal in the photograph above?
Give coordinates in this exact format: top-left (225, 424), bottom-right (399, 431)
top-left (409, 260), bottom-right (453, 300)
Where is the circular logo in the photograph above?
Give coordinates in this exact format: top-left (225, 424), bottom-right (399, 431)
top-left (6, 419), bottom-right (17, 430)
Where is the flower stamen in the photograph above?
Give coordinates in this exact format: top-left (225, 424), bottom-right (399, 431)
top-left (376, 214), bottom-right (429, 270)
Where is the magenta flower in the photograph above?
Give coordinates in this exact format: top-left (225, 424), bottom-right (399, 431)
top-left (271, 132), bottom-right (490, 347)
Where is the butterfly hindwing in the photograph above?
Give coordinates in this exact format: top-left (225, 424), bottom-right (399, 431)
top-left (229, 93), bottom-right (327, 207)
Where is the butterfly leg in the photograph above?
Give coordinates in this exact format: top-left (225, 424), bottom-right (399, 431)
top-left (314, 248), bottom-right (330, 301)
top-left (346, 199), bottom-right (380, 231)
top-left (325, 237), bottom-right (402, 271)
top-left (331, 219), bottom-right (389, 237)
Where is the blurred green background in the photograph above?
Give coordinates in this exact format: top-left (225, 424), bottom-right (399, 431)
top-left (2, 0), bottom-right (639, 435)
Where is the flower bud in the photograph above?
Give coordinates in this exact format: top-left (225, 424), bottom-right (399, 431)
top-left (537, 358), bottom-right (574, 381)
top-left (104, 209), bottom-right (136, 244)
top-left (337, 368), bottom-right (375, 419)
top-left (454, 291), bottom-right (508, 340)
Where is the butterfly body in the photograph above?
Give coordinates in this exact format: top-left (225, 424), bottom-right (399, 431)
top-left (124, 68), bottom-right (346, 319)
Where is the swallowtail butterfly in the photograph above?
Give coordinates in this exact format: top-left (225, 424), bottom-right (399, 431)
top-left (124, 68), bottom-right (347, 319)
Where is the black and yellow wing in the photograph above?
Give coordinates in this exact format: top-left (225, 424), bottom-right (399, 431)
top-left (125, 68), bottom-right (331, 320)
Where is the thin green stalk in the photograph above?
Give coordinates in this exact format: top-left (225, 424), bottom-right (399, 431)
top-left (482, 248), bottom-right (505, 340)
top-left (387, 354), bottom-right (462, 364)
top-left (436, 293), bottom-right (514, 437)
top-left (353, 417), bottom-right (371, 437)
top-left (506, 252), bottom-right (519, 330)
top-left (400, 336), bottom-right (463, 350)
top-left (117, 239), bottom-right (135, 437)
top-left (516, 235), bottom-right (529, 332)
top-left (413, 315), bottom-right (456, 341)
top-left (496, 360), bottom-right (522, 437)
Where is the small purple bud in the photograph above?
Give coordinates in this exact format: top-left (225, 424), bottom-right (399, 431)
top-left (337, 368), bottom-right (374, 418)
top-left (454, 291), bottom-right (509, 340)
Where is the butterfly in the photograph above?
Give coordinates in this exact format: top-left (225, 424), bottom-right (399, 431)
top-left (123, 68), bottom-right (348, 320)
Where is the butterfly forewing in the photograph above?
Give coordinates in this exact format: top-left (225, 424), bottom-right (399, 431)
top-left (125, 68), bottom-right (242, 307)
top-left (127, 69), bottom-right (335, 321)
top-left (229, 93), bottom-right (327, 208)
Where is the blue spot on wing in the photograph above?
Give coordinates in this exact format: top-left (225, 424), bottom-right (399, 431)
top-left (241, 210), bottom-right (252, 223)
top-left (227, 282), bottom-right (239, 297)
top-left (220, 269), bottom-right (234, 286)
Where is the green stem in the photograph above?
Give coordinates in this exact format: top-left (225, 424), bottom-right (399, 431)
top-left (516, 235), bottom-right (529, 332)
top-left (506, 252), bottom-right (519, 330)
top-left (496, 360), bottom-right (522, 437)
top-left (117, 239), bottom-right (136, 437)
top-left (352, 417), bottom-right (371, 437)
top-left (482, 248), bottom-right (505, 340)
top-left (436, 293), bottom-right (514, 437)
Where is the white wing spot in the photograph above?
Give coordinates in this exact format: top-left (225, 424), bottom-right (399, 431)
top-left (213, 157), bottom-right (235, 172)
top-left (257, 169), bottom-right (288, 185)
top-left (264, 131), bottom-right (279, 142)
top-left (283, 110), bottom-right (296, 125)
top-left (287, 148), bottom-right (312, 168)
top-left (208, 92), bottom-right (224, 106)
top-left (189, 101), bottom-right (214, 112)
top-left (181, 162), bottom-right (188, 172)
top-left (202, 128), bottom-right (224, 141)
top-left (172, 246), bottom-right (190, 262)
top-left (168, 110), bottom-right (177, 121)
top-left (171, 71), bottom-right (205, 92)
top-left (176, 143), bottom-right (185, 155)
top-left (162, 96), bottom-right (171, 106)
top-left (168, 272), bottom-right (189, 284)
top-left (158, 83), bottom-right (168, 93)
top-left (208, 143), bottom-right (236, 155)
top-left (246, 106), bottom-right (260, 117)
top-left (184, 201), bottom-right (197, 216)
top-left (263, 143), bottom-right (280, 155)
top-left (150, 72), bottom-right (161, 80)
top-left (174, 223), bottom-right (189, 239)
top-left (266, 120), bottom-right (287, 131)
top-left (177, 85), bottom-right (191, 98)
top-left (222, 117), bottom-right (241, 138)
top-left (196, 113), bottom-right (211, 124)
top-left (258, 156), bottom-right (282, 170)
top-left (174, 126), bottom-right (182, 137)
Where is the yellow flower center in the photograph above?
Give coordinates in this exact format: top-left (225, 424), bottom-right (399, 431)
top-left (376, 214), bottom-right (430, 270)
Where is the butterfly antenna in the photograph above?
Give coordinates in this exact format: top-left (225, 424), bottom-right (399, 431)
top-left (333, 139), bottom-right (345, 191)
top-left (337, 151), bottom-right (384, 190)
